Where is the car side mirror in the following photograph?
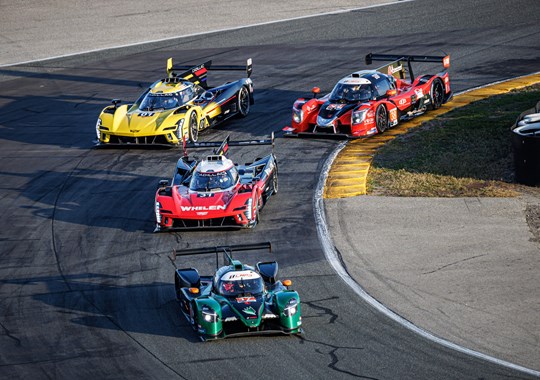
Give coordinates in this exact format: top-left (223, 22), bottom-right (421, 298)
top-left (158, 179), bottom-right (169, 188)
top-left (386, 89), bottom-right (397, 97)
top-left (312, 87), bottom-right (321, 99)
top-left (202, 92), bottom-right (214, 101)
top-left (256, 261), bottom-right (278, 284)
top-left (111, 99), bottom-right (121, 109)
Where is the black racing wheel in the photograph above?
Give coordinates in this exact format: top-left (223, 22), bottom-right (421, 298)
top-left (188, 111), bottom-right (199, 142)
top-left (237, 86), bottom-right (250, 117)
top-left (430, 78), bottom-right (444, 110)
top-left (376, 104), bottom-right (389, 133)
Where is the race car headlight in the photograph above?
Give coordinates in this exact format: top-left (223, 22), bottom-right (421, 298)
top-left (245, 198), bottom-right (253, 220)
top-left (155, 201), bottom-right (162, 224)
top-left (95, 118), bottom-right (102, 139)
top-left (201, 305), bottom-right (218, 323)
top-left (292, 108), bottom-right (304, 124)
top-left (283, 297), bottom-right (298, 317)
top-left (352, 109), bottom-right (368, 125)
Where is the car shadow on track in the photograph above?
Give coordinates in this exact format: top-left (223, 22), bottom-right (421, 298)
top-left (0, 84), bottom-right (305, 149)
top-left (1, 165), bottom-right (161, 233)
top-left (1, 272), bottom-right (202, 343)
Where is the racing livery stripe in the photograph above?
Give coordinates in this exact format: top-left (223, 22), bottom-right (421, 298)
top-left (206, 95), bottom-right (237, 114)
top-left (194, 67), bottom-right (207, 77)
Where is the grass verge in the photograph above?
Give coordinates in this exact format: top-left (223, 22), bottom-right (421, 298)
top-left (368, 84), bottom-right (540, 197)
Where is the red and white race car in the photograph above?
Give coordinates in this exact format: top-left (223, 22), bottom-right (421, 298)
top-left (154, 135), bottom-right (277, 230)
top-left (284, 53), bottom-right (452, 139)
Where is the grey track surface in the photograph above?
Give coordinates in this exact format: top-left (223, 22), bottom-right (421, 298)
top-left (325, 197), bottom-right (540, 370)
top-left (0, 0), bottom-right (395, 66)
top-left (1, 0), bottom-right (539, 379)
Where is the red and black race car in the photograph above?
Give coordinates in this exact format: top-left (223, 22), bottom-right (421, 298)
top-left (283, 53), bottom-right (452, 139)
top-left (154, 135), bottom-right (277, 231)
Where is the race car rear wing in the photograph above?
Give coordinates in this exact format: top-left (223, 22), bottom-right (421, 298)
top-left (183, 132), bottom-right (275, 157)
top-left (171, 242), bottom-right (272, 269)
top-left (365, 53), bottom-right (450, 82)
top-left (166, 58), bottom-right (253, 88)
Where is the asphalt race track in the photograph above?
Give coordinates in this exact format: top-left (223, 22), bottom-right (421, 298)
top-left (1, 0), bottom-right (539, 379)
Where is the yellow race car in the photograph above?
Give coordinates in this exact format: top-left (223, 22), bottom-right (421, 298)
top-left (95, 58), bottom-right (253, 146)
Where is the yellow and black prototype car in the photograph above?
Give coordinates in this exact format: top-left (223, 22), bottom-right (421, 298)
top-left (95, 58), bottom-right (253, 146)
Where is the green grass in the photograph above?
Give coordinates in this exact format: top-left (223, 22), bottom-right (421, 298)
top-left (368, 85), bottom-right (540, 197)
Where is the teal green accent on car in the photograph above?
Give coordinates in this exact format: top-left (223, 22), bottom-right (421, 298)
top-left (173, 243), bottom-right (304, 341)
top-left (276, 291), bottom-right (302, 331)
top-left (195, 298), bottom-right (222, 337)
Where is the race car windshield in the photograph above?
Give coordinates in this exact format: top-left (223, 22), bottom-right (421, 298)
top-left (329, 83), bottom-right (373, 103)
top-left (139, 88), bottom-right (193, 111)
top-left (189, 168), bottom-right (239, 192)
top-left (219, 277), bottom-right (264, 296)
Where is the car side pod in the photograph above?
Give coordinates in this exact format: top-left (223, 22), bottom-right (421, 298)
top-left (194, 298), bottom-right (223, 339)
top-left (276, 291), bottom-right (302, 331)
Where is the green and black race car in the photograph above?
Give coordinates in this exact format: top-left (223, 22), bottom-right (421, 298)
top-left (173, 242), bottom-right (303, 341)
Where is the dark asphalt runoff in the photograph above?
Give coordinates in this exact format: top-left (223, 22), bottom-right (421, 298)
top-left (1, 0), bottom-right (539, 379)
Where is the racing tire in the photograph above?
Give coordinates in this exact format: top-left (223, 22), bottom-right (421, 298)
top-left (237, 86), bottom-right (250, 117)
top-left (430, 78), bottom-right (444, 110)
top-left (188, 111), bottom-right (199, 143)
top-left (189, 301), bottom-right (198, 332)
top-left (375, 105), bottom-right (389, 134)
top-left (272, 171), bottom-right (279, 195)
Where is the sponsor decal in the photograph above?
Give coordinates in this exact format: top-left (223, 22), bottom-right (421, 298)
top-left (367, 127), bottom-right (377, 135)
top-left (180, 205), bottom-right (226, 211)
top-left (306, 104), bottom-right (317, 112)
top-left (367, 110), bottom-right (375, 118)
top-left (191, 64), bottom-right (205, 73)
top-left (387, 64), bottom-right (403, 75)
top-left (236, 296), bottom-right (256, 304)
top-left (443, 55), bottom-right (450, 68)
top-left (389, 109), bottom-right (398, 122)
top-left (414, 88), bottom-right (424, 98)
top-left (326, 104), bottom-right (345, 111)
top-left (242, 306), bottom-right (256, 316)
top-left (342, 77), bottom-right (371, 85)
top-left (398, 98), bottom-right (407, 106)
top-left (364, 118), bottom-right (375, 125)
top-left (138, 112), bottom-right (155, 117)
top-left (196, 212), bottom-right (208, 216)
top-left (222, 270), bottom-right (261, 281)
